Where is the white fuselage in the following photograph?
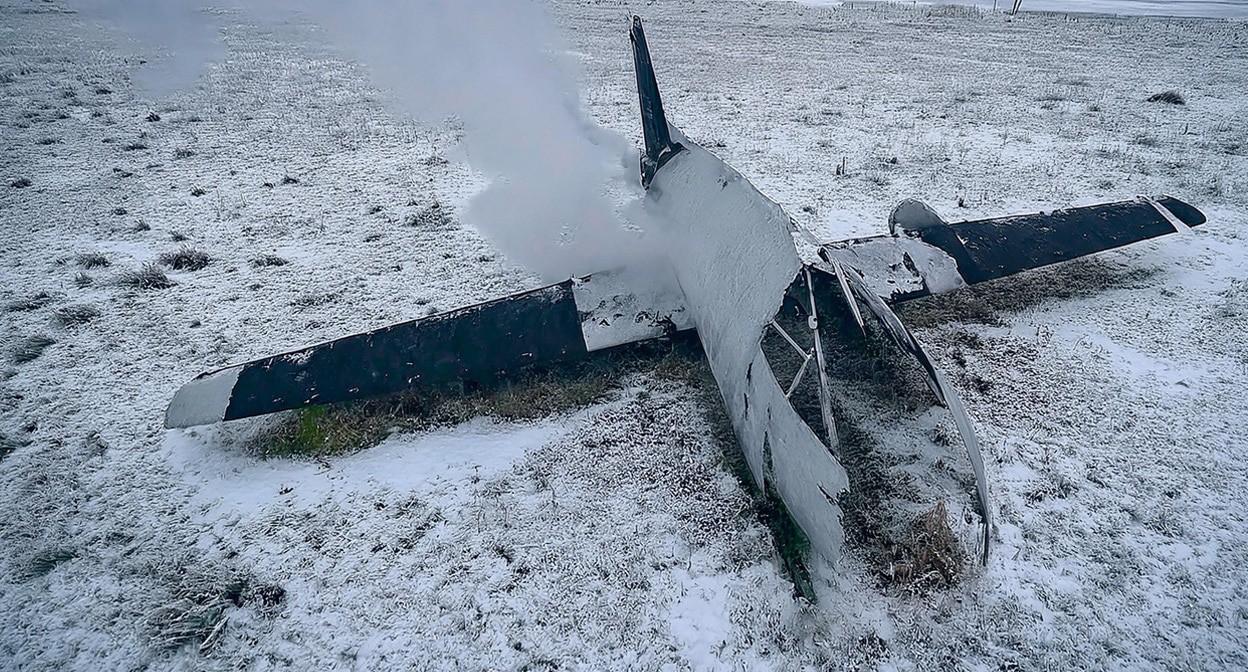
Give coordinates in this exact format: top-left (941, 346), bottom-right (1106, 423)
top-left (643, 135), bottom-right (848, 563)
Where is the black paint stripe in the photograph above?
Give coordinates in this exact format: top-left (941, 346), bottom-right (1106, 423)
top-left (222, 282), bottom-right (589, 421)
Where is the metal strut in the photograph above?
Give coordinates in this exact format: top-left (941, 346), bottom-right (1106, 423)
top-left (767, 320), bottom-right (813, 399)
top-left (805, 267), bottom-right (839, 449)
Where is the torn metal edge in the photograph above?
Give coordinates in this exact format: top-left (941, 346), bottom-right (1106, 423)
top-left (836, 264), bottom-right (992, 564)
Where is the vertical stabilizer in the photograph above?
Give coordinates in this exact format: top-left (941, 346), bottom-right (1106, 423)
top-left (630, 16), bottom-right (683, 187)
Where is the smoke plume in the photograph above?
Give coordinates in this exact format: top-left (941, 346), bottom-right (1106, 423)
top-left (73, 0), bottom-right (649, 280)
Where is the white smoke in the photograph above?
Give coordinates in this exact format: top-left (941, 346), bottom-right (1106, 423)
top-left (72, 1), bottom-right (224, 100)
top-left (299, 1), bottom-right (648, 280)
top-left (73, 0), bottom-right (651, 280)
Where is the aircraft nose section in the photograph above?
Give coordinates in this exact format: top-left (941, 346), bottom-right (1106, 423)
top-left (761, 265), bottom-right (992, 567)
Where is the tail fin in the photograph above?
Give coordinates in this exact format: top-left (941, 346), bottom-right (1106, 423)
top-left (629, 16), bottom-right (683, 188)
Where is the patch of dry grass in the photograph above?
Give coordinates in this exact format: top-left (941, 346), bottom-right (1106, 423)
top-left (0, 432), bottom-right (26, 461)
top-left (249, 253), bottom-right (288, 268)
top-left (147, 565), bottom-right (285, 653)
top-left (897, 257), bottom-right (1158, 329)
top-left (53, 304), bottom-right (100, 326)
top-left (158, 246), bottom-right (211, 271)
top-left (12, 335), bottom-right (55, 363)
top-left (252, 336), bottom-right (704, 460)
top-left (403, 200), bottom-right (452, 228)
top-left (118, 263), bottom-right (174, 290)
top-left (1147, 90), bottom-right (1185, 105)
top-left (22, 548), bottom-right (77, 579)
top-left (883, 500), bottom-right (966, 592)
top-left (75, 252), bottom-right (110, 269)
top-left (4, 291), bottom-right (57, 312)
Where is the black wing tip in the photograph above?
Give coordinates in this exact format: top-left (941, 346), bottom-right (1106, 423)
top-left (1155, 195), bottom-right (1207, 227)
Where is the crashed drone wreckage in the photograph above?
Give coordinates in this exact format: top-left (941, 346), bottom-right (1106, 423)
top-left (167, 17), bottom-right (1206, 572)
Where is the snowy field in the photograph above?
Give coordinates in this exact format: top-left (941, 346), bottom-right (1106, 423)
top-left (775, 0), bottom-right (1248, 19)
top-left (922, 0), bottom-right (1248, 19)
top-left (2, 0), bottom-right (1248, 670)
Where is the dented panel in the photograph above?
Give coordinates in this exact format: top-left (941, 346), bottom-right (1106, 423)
top-left (571, 268), bottom-right (693, 352)
top-left (821, 235), bottom-right (966, 302)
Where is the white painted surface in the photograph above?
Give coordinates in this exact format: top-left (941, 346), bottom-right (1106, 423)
top-left (164, 366), bottom-right (241, 428)
top-left (646, 134), bottom-right (849, 563)
top-left (823, 235), bottom-right (967, 299)
top-left (571, 267), bottom-right (693, 352)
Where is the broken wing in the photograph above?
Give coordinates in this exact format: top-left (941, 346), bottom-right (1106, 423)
top-left (166, 272), bottom-right (690, 428)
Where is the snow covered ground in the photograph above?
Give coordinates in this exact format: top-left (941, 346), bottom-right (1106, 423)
top-left (925, 0), bottom-right (1248, 19)
top-left (768, 0), bottom-right (1248, 19)
top-left (2, 0), bottom-right (1247, 669)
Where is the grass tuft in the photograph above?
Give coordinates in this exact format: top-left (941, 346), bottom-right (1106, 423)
top-left (0, 432), bottom-right (27, 460)
top-left (10, 177), bottom-right (32, 188)
top-left (1147, 90), bottom-right (1185, 105)
top-left (159, 245), bottom-right (211, 271)
top-left (12, 335), bottom-right (56, 363)
top-left (75, 252), bottom-right (110, 269)
top-left (54, 304), bottom-right (101, 326)
top-left (883, 501), bottom-right (966, 592)
top-left (5, 291), bottom-right (57, 312)
top-left (150, 580), bottom-right (234, 651)
top-left (404, 201), bottom-right (452, 228)
top-left (250, 253), bottom-right (289, 268)
top-left (148, 567), bottom-right (284, 652)
top-left (290, 291), bottom-right (338, 309)
top-left (118, 263), bottom-right (174, 290)
top-left (24, 549), bottom-right (77, 579)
